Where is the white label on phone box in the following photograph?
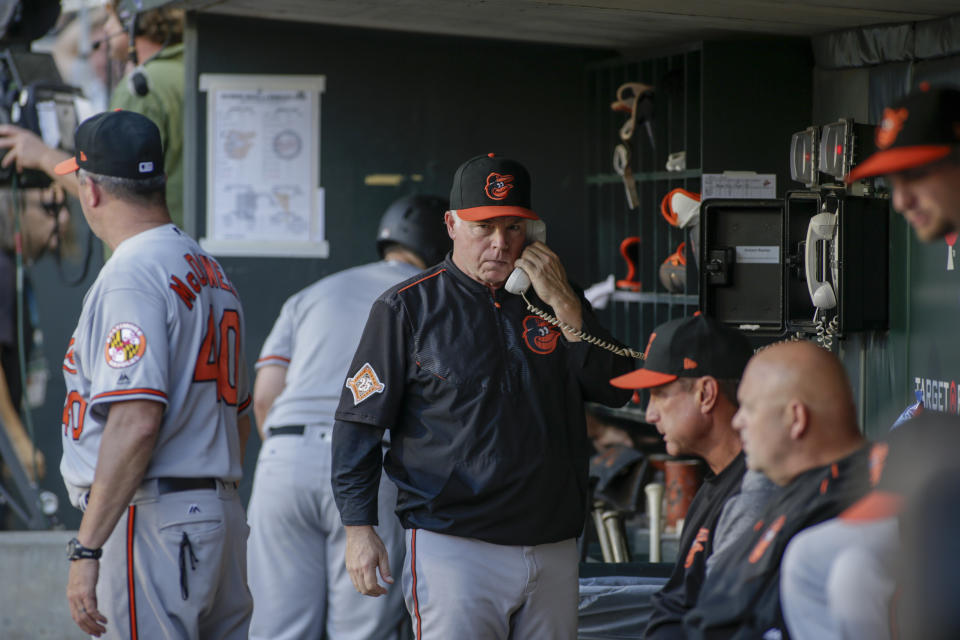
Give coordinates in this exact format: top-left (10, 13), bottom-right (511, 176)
top-left (736, 246), bottom-right (779, 264)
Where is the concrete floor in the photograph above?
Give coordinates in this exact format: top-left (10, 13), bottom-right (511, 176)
top-left (0, 531), bottom-right (87, 639)
top-left (0, 528), bottom-right (673, 639)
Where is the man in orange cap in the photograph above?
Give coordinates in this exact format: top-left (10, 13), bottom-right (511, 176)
top-left (609, 314), bottom-right (777, 639)
top-left (846, 84), bottom-right (960, 242)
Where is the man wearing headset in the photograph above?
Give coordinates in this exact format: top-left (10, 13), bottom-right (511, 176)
top-left (0, 2), bottom-right (186, 231)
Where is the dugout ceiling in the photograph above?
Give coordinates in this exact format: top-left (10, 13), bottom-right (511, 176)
top-left (127, 0), bottom-right (960, 52)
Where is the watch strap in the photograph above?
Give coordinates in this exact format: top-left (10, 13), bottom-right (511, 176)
top-left (67, 537), bottom-right (102, 561)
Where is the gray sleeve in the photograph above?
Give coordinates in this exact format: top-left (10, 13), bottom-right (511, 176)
top-left (256, 295), bottom-right (297, 368)
top-left (706, 470), bottom-right (780, 576)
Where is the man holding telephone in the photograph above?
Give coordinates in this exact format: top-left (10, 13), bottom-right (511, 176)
top-left (331, 153), bottom-right (632, 639)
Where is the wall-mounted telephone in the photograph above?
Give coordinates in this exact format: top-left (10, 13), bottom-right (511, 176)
top-left (504, 220), bottom-right (644, 359)
top-left (802, 203), bottom-right (841, 349)
top-left (804, 210), bottom-right (838, 310)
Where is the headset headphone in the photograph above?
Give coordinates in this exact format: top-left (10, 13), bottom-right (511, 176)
top-left (123, 12), bottom-right (146, 97)
top-left (127, 66), bottom-right (150, 97)
top-left (124, 11), bottom-right (171, 98)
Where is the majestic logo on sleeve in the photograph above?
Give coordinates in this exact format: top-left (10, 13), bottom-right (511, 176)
top-left (485, 172), bottom-right (515, 200)
top-left (345, 363), bottom-right (385, 405)
top-left (104, 323), bottom-right (147, 369)
top-left (523, 316), bottom-right (561, 355)
top-left (876, 107), bottom-right (908, 149)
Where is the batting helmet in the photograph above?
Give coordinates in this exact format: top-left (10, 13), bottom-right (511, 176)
top-left (377, 194), bottom-right (450, 267)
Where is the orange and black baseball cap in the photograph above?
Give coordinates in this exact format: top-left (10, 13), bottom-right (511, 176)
top-left (449, 153), bottom-right (539, 221)
top-left (845, 84), bottom-right (960, 183)
top-left (54, 110), bottom-right (164, 180)
top-left (610, 314), bottom-right (753, 389)
top-left (840, 411), bottom-right (960, 522)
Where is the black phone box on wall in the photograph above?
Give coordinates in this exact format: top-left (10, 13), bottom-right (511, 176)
top-left (698, 199), bottom-right (787, 346)
top-left (784, 190), bottom-right (889, 333)
top-left (699, 194), bottom-right (889, 346)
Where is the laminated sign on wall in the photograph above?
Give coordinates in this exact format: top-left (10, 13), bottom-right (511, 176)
top-left (199, 73), bottom-right (327, 258)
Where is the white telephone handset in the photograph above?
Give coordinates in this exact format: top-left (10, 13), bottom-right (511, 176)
top-left (504, 220), bottom-right (548, 295)
top-left (804, 211), bottom-right (838, 310)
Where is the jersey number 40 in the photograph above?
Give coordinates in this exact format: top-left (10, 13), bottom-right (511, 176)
top-left (193, 306), bottom-right (241, 405)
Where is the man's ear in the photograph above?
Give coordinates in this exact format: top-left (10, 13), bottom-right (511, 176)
top-left (86, 178), bottom-right (105, 209)
top-left (786, 400), bottom-right (808, 440)
top-left (443, 211), bottom-right (457, 240)
top-left (697, 377), bottom-right (719, 413)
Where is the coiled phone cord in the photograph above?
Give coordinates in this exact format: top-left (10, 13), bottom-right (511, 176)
top-left (815, 315), bottom-right (839, 352)
top-left (521, 292), bottom-right (646, 360)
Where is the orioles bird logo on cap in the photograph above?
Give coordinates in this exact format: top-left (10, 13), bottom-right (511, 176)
top-left (485, 172), bottom-right (514, 200)
top-left (876, 107), bottom-right (909, 149)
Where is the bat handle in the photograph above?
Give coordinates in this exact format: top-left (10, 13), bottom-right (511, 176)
top-left (645, 482), bottom-right (664, 562)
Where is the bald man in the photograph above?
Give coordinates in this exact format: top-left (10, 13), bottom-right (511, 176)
top-left (683, 342), bottom-right (872, 640)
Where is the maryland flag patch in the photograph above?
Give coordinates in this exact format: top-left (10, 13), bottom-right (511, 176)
top-left (104, 322), bottom-right (147, 369)
top-left (345, 363), bottom-right (385, 405)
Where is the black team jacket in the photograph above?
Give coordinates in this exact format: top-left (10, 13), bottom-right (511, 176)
top-left (331, 255), bottom-right (633, 546)
top-left (683, 444), bottom-right (873, 640)
top-left (645, 452), bottom-right (749, 639)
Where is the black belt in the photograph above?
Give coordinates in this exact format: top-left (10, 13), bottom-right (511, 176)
top-left (156, 477), bottom-right (217, 494)
top-left (269, 425), bottom-right (306, 437)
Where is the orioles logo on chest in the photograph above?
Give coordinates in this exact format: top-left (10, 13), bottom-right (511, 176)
top-left (522, 315), bottom-right (561, 355)
top-left (485, 172), bottom-right (515, 200)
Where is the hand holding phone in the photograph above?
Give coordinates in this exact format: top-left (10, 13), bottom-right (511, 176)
top-left (503, 220), bottom-right (645, 359)
top-left (504, 220), bottom-right (547, 295)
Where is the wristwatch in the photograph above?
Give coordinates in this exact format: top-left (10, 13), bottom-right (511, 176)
top-left (66, 537), bottom-right (102, 561)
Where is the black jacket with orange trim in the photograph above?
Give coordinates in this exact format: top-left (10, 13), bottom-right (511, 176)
top-left (683, 444), bottom-right (872, 640)
top-left (645, 452), bottom-right (749, 640)
top-left (331, 255), bottom-right (633, 546)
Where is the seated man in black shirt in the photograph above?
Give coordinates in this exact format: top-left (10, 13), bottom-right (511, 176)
top-left (610, 314), bottom-right (776, 639)
top-left (684, 340), bottom-right (871, 640)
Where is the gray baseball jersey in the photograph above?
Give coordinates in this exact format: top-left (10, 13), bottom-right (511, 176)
top-left (248, 259), bottom-right (420, 640)
top-left (255, 259), bottom-right (420, 429)
top-left (59, 223), bottom-right (253, 638)
top-left (61, 224), bottom-right (250, 500)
